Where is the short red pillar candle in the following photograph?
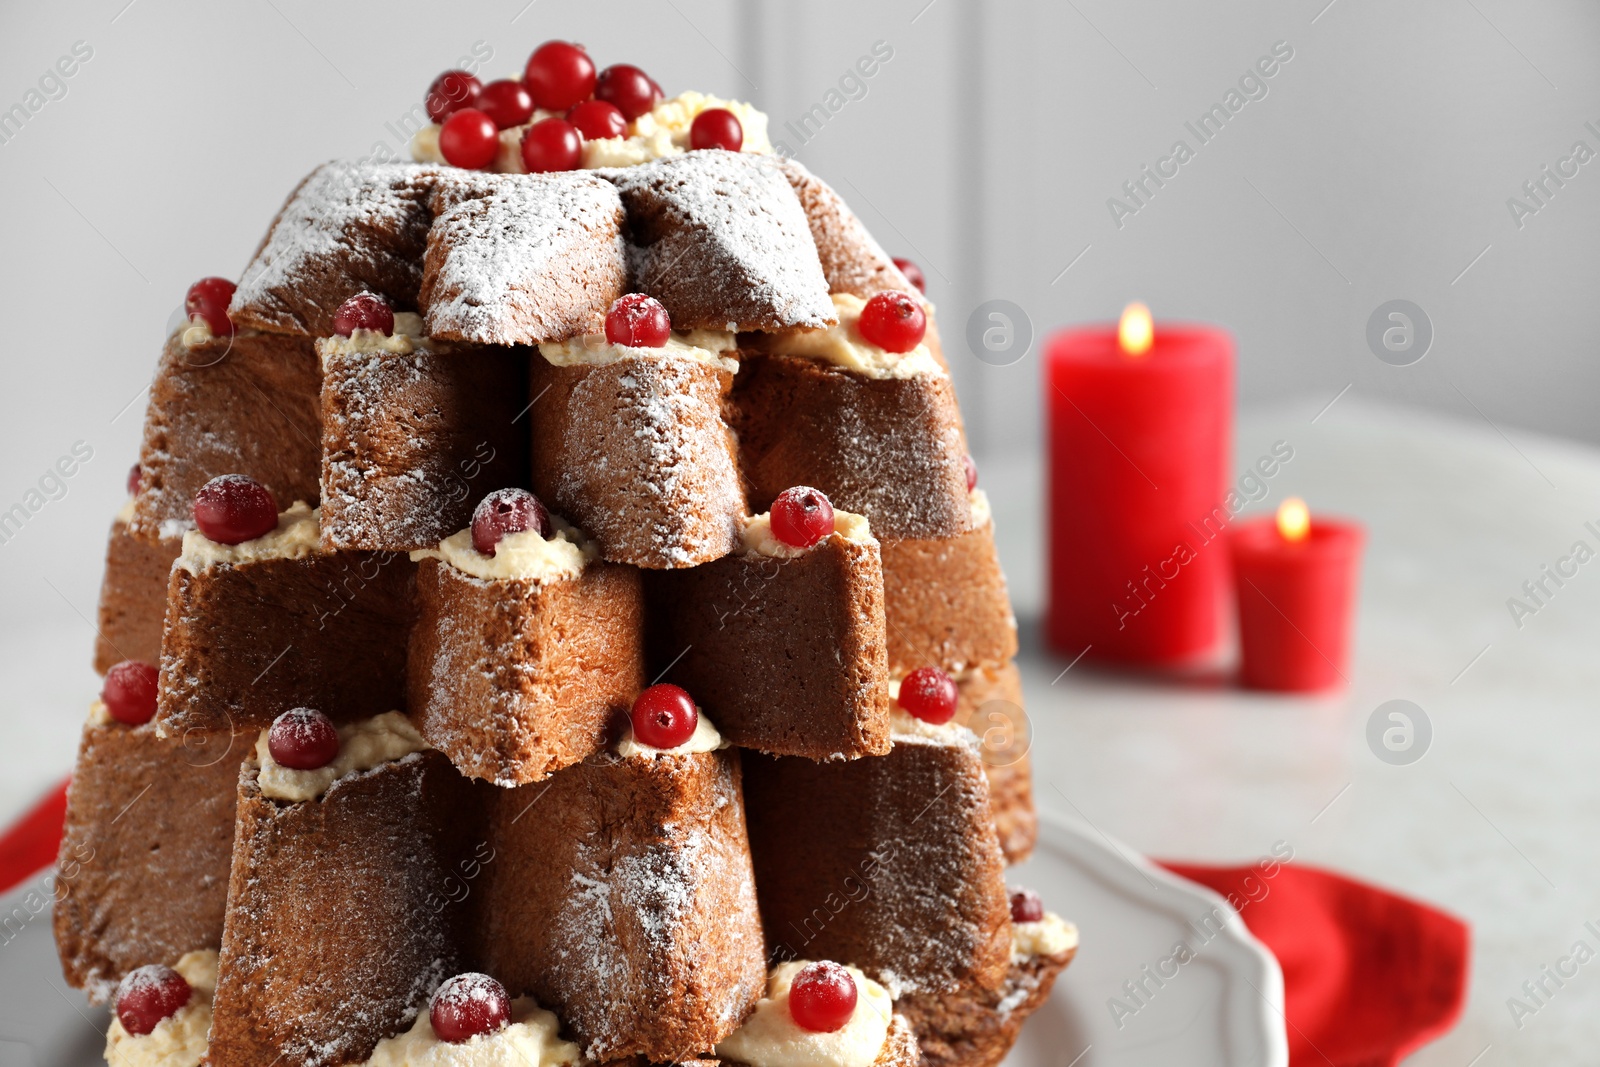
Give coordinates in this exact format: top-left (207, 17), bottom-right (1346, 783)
top-left (1229, 499), bottom-right (1365, 692)
top-left (1044, 305), bottom-right (1234, 665)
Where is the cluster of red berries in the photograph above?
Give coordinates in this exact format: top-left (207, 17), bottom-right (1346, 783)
top-left (425, 40), bottom-right (743, 173)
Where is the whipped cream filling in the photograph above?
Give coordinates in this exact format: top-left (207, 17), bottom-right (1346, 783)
top-left (412, 91), bottom-right (771, 173)
top-left (177, 501), bottom-right (322, 574)
top-left (769, 294), bottom-right (942, 380)
top-left (615, 710), bottom-right (726, 758)
top-left (177, 316), bottom-right (216, 349)
top-left (715, 961), bottom-right (892, 1067)
top-left (116, 497), bottom-right (137, 525)
top-left (538, 329), bottom-right (738, 372)
top-left (254, 712), bottom-right (429, 802)
top-left (317, 311), bottom-right (427, 358)
top-left (741, 509), bottom-right (873, 559)
top-left (1013, 913), bottom-right (1078, 961)
top-left (364, 997), bottom-right (580, 1067)
top-left (87, 700), bottom-right (113, 727)
top-left (410, 517), bottom-right (596, 583)
top-left (103, 950), bottom-right (218, 1067)
top-left (884, 676), bottom-right (981, 745)
top-left (969, 488), bottom-right (991, 527)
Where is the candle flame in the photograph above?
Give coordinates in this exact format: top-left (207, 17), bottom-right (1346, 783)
top-left (1118, 302), bottom-right (1153, 356)
top-left (1277, 497), bottom-right (1311, 543)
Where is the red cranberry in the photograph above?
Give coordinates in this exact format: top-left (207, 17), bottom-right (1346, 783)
top-left (115, 965), bottom-right (192, 1036)
top-left (126, 463), bottom-right (142, 498)
top-left (184, 277), bottom-right (236, 337)
top-left (1010, 888), bottom-right (1045, 924)
top-left (892, 257), bottom-right (926, 293)
top-left (689, 108), bottom-right (742, 151)
top-left (595, 64), bottom-right (662, 121)
top-left (439, 108), bottom-right (501, 170)
top-left (630, 684), bottom-right (698, 749)
top-left (430, 973), bottom-right (511, 1044)
top-left (102, 661), bottom-right (159, 726)
top-left (857, 291), bottom-right (927, 353)
top-left (604, 293), bottom-right (671, 348)
top-left (471, 488), bottom-right (553, 556)
top-left (193, 475), bottom-right (278, 545)
top-left (331, 292), bottom-right (395, 337)
top-left (268, 708), bottom-right (340, 771)
top-left (520, 118), bottom-right (582, 173)
top-left (789, 961), bottom-right (857, 1033)
top-left (479, 79), bottom-right (535, 129)
top-left (523, 41), bottom-right (596, 111)
top-left (898, 666), bottom-right (958, 725)
top-left (964, 454), bottom-right (978, 492)
top-left (425, 70), bottom-right (483, 123)
top-left (566, 99), bottom-right (628, 140)
top-left (769, 486), bottom-right (835, 549)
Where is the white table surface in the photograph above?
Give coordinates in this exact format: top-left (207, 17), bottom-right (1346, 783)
top-left (3, 395), bottom-right (1596, 1061)
top-left (986, 395), bottom-right (1600, 1065)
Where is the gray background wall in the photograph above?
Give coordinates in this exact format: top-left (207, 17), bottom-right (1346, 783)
top-left (0, 0), bottom-right (1596, 633)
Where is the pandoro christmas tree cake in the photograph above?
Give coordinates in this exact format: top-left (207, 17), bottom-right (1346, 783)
top-left (59, 38), bottom-right (1076, 1067)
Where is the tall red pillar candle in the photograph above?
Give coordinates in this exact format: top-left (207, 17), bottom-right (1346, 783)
top-left (1044, 308), bottom-right (1234, 664)
top-left (1230, 500), bottom-right (1365, 691)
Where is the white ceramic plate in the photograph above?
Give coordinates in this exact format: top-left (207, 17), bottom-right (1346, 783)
top-left (4, 816), bottom-right (1286, 1067)
top-left (1003, 814), bottom-right (1288, 1067)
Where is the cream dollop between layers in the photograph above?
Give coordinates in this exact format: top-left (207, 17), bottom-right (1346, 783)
top-left (176, 501), bottom-right (323, 574)
top-left (768, 293), bottom-right (942, 380)
top-left (1012, 913), bottom-right (1078, 961)
top-left (411, 91), bottom-right (772, 173)
top-left (253, 712), bottom-right (430, 803)
top-left (103, 950), bottom-right (218, 1067)
top-left (741, 509), bottom-right (873, 560)
top-left (363, 997), bottom-right (580, 1067)
top-left (615, 710), bottom-right (726, 758)
top-left (409, 517), bottom-right (598, 583)
top-left (538, 329), bottom-right (739, 373)
top-left (317, 312), bottom-right (428, 358)
top-left (714, 961), bottom-right (893, 1067)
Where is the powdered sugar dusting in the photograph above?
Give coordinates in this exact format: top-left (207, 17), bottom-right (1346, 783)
top-left (231, 161), bottom-right (437, 335)
top-left (421, 172), bottom-right (626, 344)
top-left (600, 152), bottom-right (835, 332)
top-left (550, 357), bottom-right (744, 567)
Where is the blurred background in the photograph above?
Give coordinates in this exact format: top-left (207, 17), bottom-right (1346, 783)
top-left (2, 1), bottom-right (1599, 1059)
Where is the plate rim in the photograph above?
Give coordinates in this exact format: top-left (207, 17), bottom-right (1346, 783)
top-left (1032, 810), bottom-right (1291, 1067)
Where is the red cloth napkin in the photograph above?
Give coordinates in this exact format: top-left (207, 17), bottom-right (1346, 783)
top-left (1161, 860), bottom-right (1470, 1067)
top-left (0, 782), bottom-right (1472, 1067)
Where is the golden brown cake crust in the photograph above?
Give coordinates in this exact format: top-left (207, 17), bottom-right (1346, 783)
top-left (94, 517), bottom-right (181, 674)
top-left (319, 344), bottom-right (531, 551)
top-left (406, 557), bottom-right (646, 785)
top-left (528, 355), bottom-right (745, 569)
top-left (601, 152), bottom-right (836, 332)
top-left (130, 331), bottom-right (322, 540)
top-left (896, 948), bottom-right (1077, 1067)
top-left (208, 752), bottom-right (484, 1067)
top-left (419, 172), bottom-right (628, 344)
top-left (479, 751), bottom-right (767, 1063)
top-left (53, 720), bottom-right (247, 1002)
top-left (229, 161), bottom-right (438, 337)
top-left (646, 535), bottom-right (891, 760)
top-left (771, 158), bottom-right (916, 300)
top-left (157, 553), bottom-right (414, 736)
top-left (880, 519), bottom-right (1017, 675)
top-left (953, 663), bottom-right (1036, 865)
top-left (745, 739), bottom-right (1013, 998)
top-left (731, 353), bottom-right (972, 541)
